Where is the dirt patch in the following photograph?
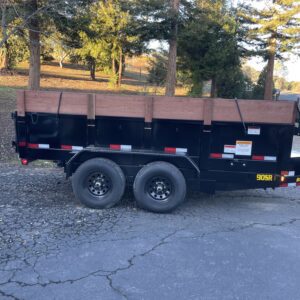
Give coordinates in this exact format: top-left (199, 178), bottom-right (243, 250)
top-left (0, 87), bottom-right (17, 162)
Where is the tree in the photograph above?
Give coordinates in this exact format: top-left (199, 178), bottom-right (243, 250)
top-left (217, 68), bottom-right (253, 99)
top-left (148, 50), bottom-right (168, 86)
top-left (0, 1), bottom-right (9, 70)
top-left (77, 0), bottom-right (142, 85)
top-left (27, 0), bottom-right (40, 90)
top-left (178, 0), bottom-right (245, 98)
top-left (239, 1), bottom-right (300, 100)
top-left (0, 0), bottom-right (93, 88)
top-left (44, 31), bottom-right (73, 68)
top-left (165, 0), bottom-right (180, 96)
top-left (242, 64), bottom-right (260, 84)
top-left (252, 67), bottom-right (268, 99)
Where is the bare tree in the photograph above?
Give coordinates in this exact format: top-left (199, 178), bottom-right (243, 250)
top-left (165, 0), bottom-right (180, 97)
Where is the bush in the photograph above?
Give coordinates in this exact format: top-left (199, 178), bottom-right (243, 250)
top-left (147, 52), bottom-right (168, 86)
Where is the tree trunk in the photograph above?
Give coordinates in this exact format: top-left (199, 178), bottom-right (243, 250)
top-left (28, 0), bottom-right (40, 90)
top-left (165, 0), bottom-right (180, 96)
top-left (0, 43), bottom-right (9, 70)
top-left (117, 48), bottom-right (123, 87)
top-left (112, 58), bottom-right (116, 75)
top-left (90, 59), bottom-right (96, 80)
top-left (0, 3), bottom-right (9, 70)
top-left (210, 76), bottom-right (217, 98)
top-left (264, 36), bottom-right (276, 100)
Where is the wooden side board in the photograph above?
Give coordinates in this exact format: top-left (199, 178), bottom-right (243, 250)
top-left (16, 90), bottom-right (297, 125)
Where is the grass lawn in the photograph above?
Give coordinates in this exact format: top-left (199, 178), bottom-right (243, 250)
top-left (0, 58), bottom-right (188, 97)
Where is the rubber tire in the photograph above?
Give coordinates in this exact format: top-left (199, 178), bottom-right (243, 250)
top-left (72, 158), bottom-right (125, 209)
top-left (133, 161), bottom-right (186, 213)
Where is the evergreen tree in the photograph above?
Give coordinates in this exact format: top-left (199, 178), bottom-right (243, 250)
top-left (77, 0), bottom-right (142, 85)
top-left (148, 51), bottom-right (168, 86)
top-left (239, 0), bottom-right (300, 100)
top-left (178, 0), bottom-right (244, 98)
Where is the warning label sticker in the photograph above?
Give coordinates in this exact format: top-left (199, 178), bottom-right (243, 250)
top-left (236, 141), bottom-right (252, 156)
top-left (224, 145), bottom-right (236, 154)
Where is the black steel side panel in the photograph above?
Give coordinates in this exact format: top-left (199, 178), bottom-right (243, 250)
top-left (14, 111), bottom-right (297, 192)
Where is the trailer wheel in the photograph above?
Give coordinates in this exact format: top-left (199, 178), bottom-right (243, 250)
top-left (133, 162), bottom-right (186, 213)
top-left (72, 158), bottom-right (125, 209)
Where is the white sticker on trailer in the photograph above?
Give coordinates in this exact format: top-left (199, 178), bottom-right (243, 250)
top-left (236, 141), bottom-right (252, 156)
top-left (120, 145), bottom-right (132, 151)
top-left (224, 145), bottom-right (236, 154)
top-left (39, 144), bottom-right (50, 149)
top-left (248, 127), bottom-right (261, 135)
top-left (72, 146), bottom-right (84, 151)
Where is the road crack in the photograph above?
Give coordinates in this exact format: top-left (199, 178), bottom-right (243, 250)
top-left (105, 228), bottom-right (185, 299)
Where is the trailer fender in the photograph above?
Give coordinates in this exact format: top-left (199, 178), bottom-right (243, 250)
top-left (65, 148), bottom-right (200, 179)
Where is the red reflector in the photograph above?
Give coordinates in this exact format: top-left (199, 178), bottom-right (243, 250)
top-left (252, 156), bottom-right (264, 161)
top-left (18, 141), bottom-right (26, 147)
top-left (110, 144), bottom-right (121, 150)
top-left (164, 147), bottom-right (176, 154)
top-left (21, 159), bottom-right (28, 165)
top-left (210, 153), bottom-right (222, 159)
top-left (28, 143), bottom-right (39, 149)
top-left (61, 145), bottom-right (72, 150)
top-left (297, 183), bottom-right (300, 187)
top-left (281, 171), bottom-right (289, 176)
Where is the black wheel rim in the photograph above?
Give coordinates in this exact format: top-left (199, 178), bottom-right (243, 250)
top-left (86, 172), bottom-right (111, 196)
top-left (146, 176), bottom-right (172, 201)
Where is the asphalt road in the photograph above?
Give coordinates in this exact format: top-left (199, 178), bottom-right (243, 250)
top-left (0, 160), bottom-right (300, 300)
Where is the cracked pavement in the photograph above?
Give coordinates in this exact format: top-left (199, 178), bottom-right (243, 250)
top-left (0, 163), bottom-right (300, 300)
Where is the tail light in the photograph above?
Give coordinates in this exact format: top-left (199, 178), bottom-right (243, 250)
top-left (21, 159), bottom-right (28, 165)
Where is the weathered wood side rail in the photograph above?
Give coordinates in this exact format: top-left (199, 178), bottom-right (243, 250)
top-left (17, 90), bottom-right (297, 125)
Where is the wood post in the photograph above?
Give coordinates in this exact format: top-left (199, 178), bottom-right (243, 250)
top-left (203, 99), bottom-right (214, 126)
top-left (87, 94), bottom-right (96, 120)
top-left (87, 94), bottom-right (96, 146)
top-left (144, 97), bottom-right (154, 123)
top-left (17, 90), bottom-right (26, 117)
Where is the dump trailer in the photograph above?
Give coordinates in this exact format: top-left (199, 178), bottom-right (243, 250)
top-left (12, 90), bottom-right (300, 212)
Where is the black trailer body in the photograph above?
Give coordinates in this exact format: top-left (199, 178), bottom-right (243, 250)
top-left (12, 91), bottom-right (300, 212)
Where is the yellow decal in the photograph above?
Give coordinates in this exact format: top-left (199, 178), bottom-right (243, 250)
top-left (256, 174), bottom-right (273, 181)
top-left (297, 178), bottom-right (300, 183)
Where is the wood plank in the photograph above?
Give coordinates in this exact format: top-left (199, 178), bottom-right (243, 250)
top-left (153, 96), bottom-right (205, 121)
top-left (212, 99), bottom-right (296, 124)
top-left (18, 90), bottom-right (297, 125)
top-left (95, 94), bottom-right (147, 118)
top-left (24, 91), bottom-right (62, 114)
